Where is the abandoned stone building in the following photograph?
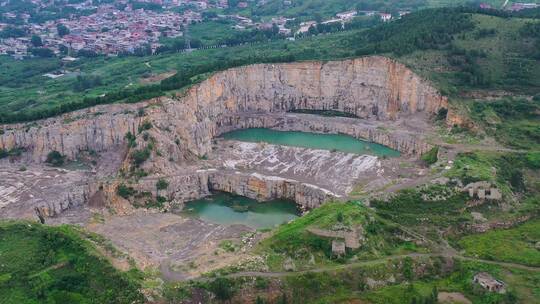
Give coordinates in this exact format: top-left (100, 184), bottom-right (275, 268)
top-left (463, 181), bottom-right (502, 200)
top-left (473, 272), bottom-right (506, 293)
top-left (332, 240), bottom-right (346, 257)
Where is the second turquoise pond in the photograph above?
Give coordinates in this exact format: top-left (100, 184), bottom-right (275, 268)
top-left (183, 192), bottom-right (300, 229)
top-left (221, 128), bottom-right (400, 157)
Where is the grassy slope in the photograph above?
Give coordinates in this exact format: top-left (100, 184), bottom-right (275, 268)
top-left (188, 20), bottom-right (240, 45)
top-left (458, 219), bottom-right (540, 267)
top-left (360, 261), bottom-right (540, 304)
top-left (257, 202), bottom-right (425, 271)
top-left (398, 13), bottom-right (540, 94)
top-left (0, 221), bottom-right (143, 304)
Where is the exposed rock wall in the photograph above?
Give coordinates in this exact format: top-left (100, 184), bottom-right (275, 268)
top-left (34, 184), bottom-right (91, 218)
top-left (0, 56), bottom-right (446, 162)
top-left (136, 169), bottom-right (338, 209)
top-left (0, 105), bottom-right (142, 162)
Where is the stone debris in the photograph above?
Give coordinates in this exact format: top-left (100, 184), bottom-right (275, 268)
top-left (0, 164), bottom-right (92, 221)
top-left (217, 141), bottom-right (380, 195)
top-left (471, 212), bottom-right (487, 223)
top-left (283, 257), bottom-right (296, 272)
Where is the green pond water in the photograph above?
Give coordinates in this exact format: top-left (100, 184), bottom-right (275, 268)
top-left (183, 192), bottom-right (299, 229)
top-left (222, 128), bottom-right (400, 157)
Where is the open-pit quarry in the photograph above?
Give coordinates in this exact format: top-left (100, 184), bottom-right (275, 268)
top-left (0, 56), bottom-right (448, 279)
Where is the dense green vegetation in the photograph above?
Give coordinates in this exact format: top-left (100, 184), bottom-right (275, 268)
top-left (467, 98), bottom-right (540, 149)
top-left (361, 261), bottom-right (530, 304)
top-left (458, 219), bottom-right (540, 266)
top-left (421, 146), bottom-right (439, 165)
top-left (2, 8), bottom-right (540, 124)
top-left (0, 222), bottom-right (143, 304)
top-left (371, 185), bottom-right (470, 227)
top-left (164, 258), bottom-right (538, 304)
top-left (447, 151), bottom-right (540, 196)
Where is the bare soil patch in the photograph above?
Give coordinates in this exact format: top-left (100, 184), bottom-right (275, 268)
top-left (438, 292), bottom-right (472, 304)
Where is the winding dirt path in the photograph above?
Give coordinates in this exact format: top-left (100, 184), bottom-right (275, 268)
top-left (221, 254), bottom-right (540, 280)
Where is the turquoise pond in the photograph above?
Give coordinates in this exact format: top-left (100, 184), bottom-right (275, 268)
top-left (183, 192), bottom-right (300, 229)
top-left (221, 128), bottom-right (400, 157)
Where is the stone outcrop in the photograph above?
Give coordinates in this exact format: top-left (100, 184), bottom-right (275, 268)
top-left (135, 169), bottom-right (338, 209)
top-left (33, 184), bottom-right (90, 218)
top-left (0, 105), bottom-right (143, 162)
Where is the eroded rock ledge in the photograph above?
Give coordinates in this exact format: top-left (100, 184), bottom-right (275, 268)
top-left (0, 56), bottom-right (447, 213)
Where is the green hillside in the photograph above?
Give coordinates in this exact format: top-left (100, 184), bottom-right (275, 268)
top-left (0, 222), bottom-right (144, 304)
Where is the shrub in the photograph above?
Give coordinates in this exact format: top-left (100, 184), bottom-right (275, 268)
top-left (436, 108), bottom-right (448, 121)
top-left (138, 121), bottom-right (152, 133)
top-left (156, 178), bottom-right (169, 191)
top-left (125, 132), bottom-right (137, 148)
top-left (45, 151), bottom-right (65, 166)
top-left (421, 146), bottom-right (439, 166)
top-left (0, 147), bottom-right (25, 159)
top-left (142, 132), bottom-right (150, 141)
top-left (137, 108), bottom-right (145, 117)
top-left (73, 75), bottom-right (102, 92)
top-left (337, 211), bottom-right (344, 223)
top-left (208, 278), bottom-right (235, 302)
top-left (131, 148), bottom-right (151, 166)
top-left (526, 152), bottom-right (540, 169)
top-left (117, 184), bottom-right (135, 199)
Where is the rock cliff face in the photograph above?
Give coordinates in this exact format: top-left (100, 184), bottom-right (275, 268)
top-left (0, 56), bottom-right (447, 211)
top-left (1, 56), bottom-right (446, 162)
top-left (0, 105), bottom-right (143, 162)
top-left (135, 170), bottom-right (339, 209)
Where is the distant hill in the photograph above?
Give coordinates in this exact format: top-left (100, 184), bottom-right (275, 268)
top-left (224, 0), bottom-right (517, 20)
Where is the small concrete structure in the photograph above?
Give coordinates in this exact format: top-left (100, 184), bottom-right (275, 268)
top-left (463, 182), bottom-right (502, 200)
top-left (332, 240), bottom-right (346, 257)
top-left (473, 272), bottom-right (506, 293)
top-left (307, 226), bottom-right (364, 249)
